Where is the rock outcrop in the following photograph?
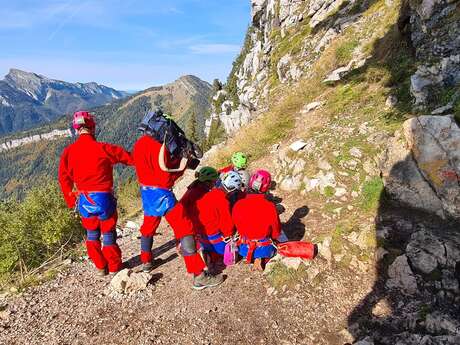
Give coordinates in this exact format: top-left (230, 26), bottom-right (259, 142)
top-left (409, 0), bottom-right (460, 107)
top-left (208, 0), bottom-right (372, 136)
top-left (381, 115), bottom-right (460, 220)
top-left (0, 129), bottom-right (71, 152)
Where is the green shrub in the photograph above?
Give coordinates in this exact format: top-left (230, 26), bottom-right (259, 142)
top-left (324, 186), bottom-right (335, 198)
top-left (0, 181), bottom-right (83, 283)
top-left (335, 39), bottom-right (359, 65)
top-left (117, 178), bottom-right (142, 220)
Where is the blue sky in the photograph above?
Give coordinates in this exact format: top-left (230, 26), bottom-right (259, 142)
top-left (0, 0), bottom-right (250, 90)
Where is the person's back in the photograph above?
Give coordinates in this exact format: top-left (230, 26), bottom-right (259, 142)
top-left (132, 134), bottom-right (184, 189)
top-left (58, 111), bottom-right (132, 276)
top-left (232, 170), bottom-right (280, 270)
top-left (196, 188), bottom-right (234, 238)
top-left (180, 179), bottom-right (213, 233)
top-left (63, 135), bottom-right (126, 192)
top-left (132, 115), bottom-right (223, 290)
top-left (233, 193), bottom-right (281, 241)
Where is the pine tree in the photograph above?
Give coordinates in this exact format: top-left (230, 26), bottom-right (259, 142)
top-left (188, 110), bottom-right (198, 142)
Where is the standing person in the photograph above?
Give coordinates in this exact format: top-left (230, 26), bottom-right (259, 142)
top-left (232, 170), bottom-right (281, 271)
top-left (194, 171), bottom-right (241, 269)
top-left (58, 111), bottom-right (133, 276)
top-left (132, 119), bottom-right (223, 290)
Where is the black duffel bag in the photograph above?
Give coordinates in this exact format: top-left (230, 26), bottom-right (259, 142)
top-left (138, 109), bottom-right (203, 162)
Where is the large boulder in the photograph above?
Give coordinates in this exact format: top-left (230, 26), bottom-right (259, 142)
top-left (381, 115), bottom-right (460, 219)
top-left (406, 230), bottom-right (446, 275)
top-left (386, 255), bottom-right (418, 295)
top-left (110, 269), bottom-right (151, 294)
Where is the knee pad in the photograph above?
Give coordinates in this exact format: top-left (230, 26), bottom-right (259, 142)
top-left (102, 231), bottom-right (117, 246)
top-left (87, 230), bottom-right (101, 242)
top-left (141, 236), bottom-right (153, 252)
top-left (180, 235), bottom-right (197, 256)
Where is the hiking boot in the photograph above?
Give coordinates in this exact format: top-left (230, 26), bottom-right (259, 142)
top-left (142, 261), bottom-right (154, 272)
top-left (142, 258), bottom-right (163, 272)
top-left (96, 268), bottom-right (108, 277)
top-left (192, 271), bottom-right (224, 290)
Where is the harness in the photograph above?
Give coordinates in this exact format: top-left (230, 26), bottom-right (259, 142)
top-left (237, 237), bottom-right (274, 263)
top-left (197, 232), bottom-right (225, 245)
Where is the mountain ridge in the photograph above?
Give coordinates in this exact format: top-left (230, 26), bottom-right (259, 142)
top-left (0, 74), bottom-right (212, 199)
top-left (0, 68), bottom-right (127, 136)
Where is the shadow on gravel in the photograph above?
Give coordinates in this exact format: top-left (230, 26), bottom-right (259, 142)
top-left (282, 206), bottom-right (309, 241)
top-left (125, 240), bottom-right (178, 269)
top-left (148, 273), bottom-right (164, 286)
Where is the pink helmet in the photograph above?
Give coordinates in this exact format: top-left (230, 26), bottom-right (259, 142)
top-left (249, 169), bottom-right (272, 193)
top-left (72, 111), bottom-right (95, 130)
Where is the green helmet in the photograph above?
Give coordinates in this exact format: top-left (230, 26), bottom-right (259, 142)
top-left (231, 152), bottom-right (248, 169)
top-left (196, 166), bottom-right (219, 182)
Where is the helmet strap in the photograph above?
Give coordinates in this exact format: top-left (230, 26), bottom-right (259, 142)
top-left (78, 127), bottom-right (94, 135)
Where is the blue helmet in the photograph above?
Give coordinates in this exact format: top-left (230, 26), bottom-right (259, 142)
top-left (221, 171), bottom-right (242, 192)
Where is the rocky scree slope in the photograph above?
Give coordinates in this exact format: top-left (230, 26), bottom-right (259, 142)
top-left (0, 68), bottom-right (127, 136)
top-left (204, 0), bottom-right (460, 344)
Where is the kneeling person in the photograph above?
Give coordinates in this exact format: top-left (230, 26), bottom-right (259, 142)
top-left (195, 172), bottom-right (241, 264)
top-left (232, 170), bottom-right (281, 270)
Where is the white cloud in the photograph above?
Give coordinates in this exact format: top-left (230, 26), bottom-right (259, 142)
top-left (189, 43), bottom-right (241, 55)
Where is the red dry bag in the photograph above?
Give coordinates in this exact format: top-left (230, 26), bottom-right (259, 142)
top-left (277, 241), bottom-right (316, 260)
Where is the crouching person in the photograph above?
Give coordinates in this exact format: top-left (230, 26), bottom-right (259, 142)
top-left (58, 111), bottom-right (133, 276)
top-left (132, 119), bottom-right (223, 290)
top-left (232, 170), bottom-right (281, 271)
top-left (193, 171), bottom-right (241, 270)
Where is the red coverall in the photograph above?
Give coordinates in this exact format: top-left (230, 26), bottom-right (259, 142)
top-left (180, 181), bottom-right (212, 234)
top-left (194, 188), bottom-right (234, 238)
top-left (132, 135), bottom-right (205, 275)
top-left (232, 194), bottom-right (282, 241)
top-left (58, 134), bottom-right (133, 272)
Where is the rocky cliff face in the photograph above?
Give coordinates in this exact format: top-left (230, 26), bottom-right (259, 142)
top-left (208, 0), bottom-right (373, 135)
top-left (208, 0), bottom-right (460, 137)
top-left (0, 69), bottom-right (126, 136)
top-left (0, 129), bottom-right (71, 153)
top-left (409, 0), bottom-right (460, 107)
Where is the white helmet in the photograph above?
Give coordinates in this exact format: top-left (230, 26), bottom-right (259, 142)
top-left (221, 171), bottom-right (242, 192)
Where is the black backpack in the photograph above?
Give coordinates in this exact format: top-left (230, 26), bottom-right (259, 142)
top-left (138, 109), bottom-right (203, 160)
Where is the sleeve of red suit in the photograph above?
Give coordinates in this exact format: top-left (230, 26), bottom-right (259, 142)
top-left (218, 194), bottom-right (234, 237)
top-left (102, 143), bottom-right (134, 166)
top-left (270, 203), bottom-right (282, 240)
top-left (162, 143), bottom-right (186, 180)
top-left (58, 147), bottom-right (77, 209)
top-left (218, 165), bottom-right (233, 174)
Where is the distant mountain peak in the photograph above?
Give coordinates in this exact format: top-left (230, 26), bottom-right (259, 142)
top-left (0, 68), bottom-right (126, 136)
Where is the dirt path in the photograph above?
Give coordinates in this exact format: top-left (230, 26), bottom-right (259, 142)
top-left (0, 172), bottom-right (376, 345)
